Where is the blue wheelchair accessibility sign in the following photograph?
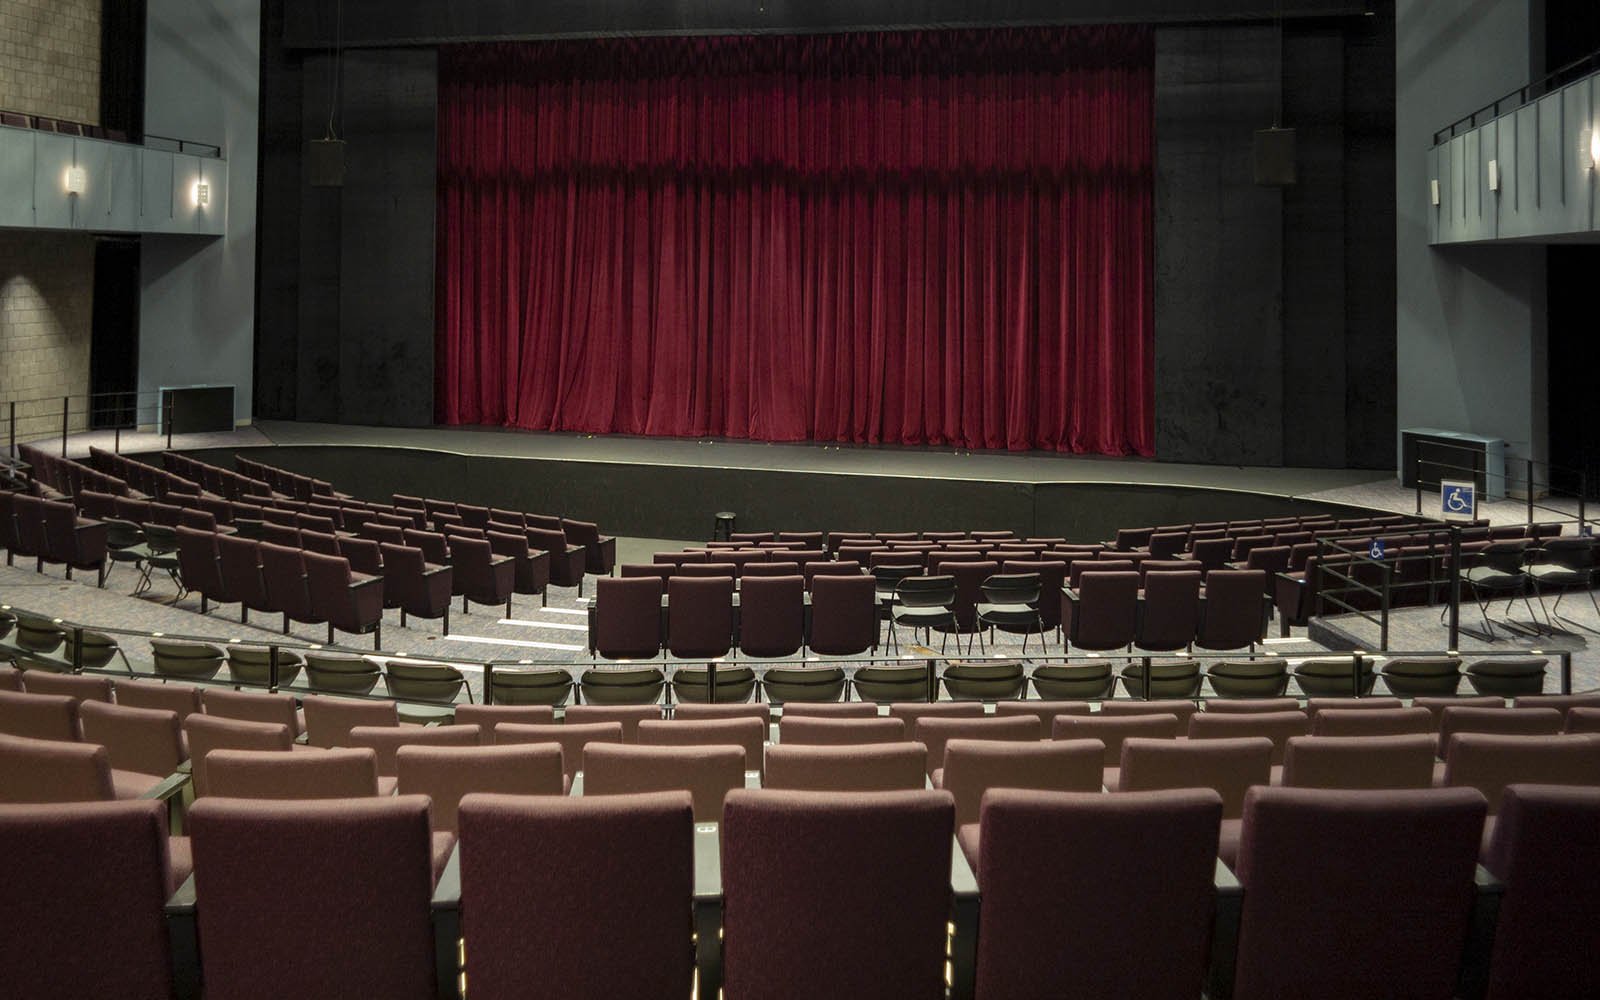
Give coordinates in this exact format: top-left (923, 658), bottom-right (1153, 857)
top-left (1368, 539), bottom-right (1385, 560)
top-left (1440, 480), bottom-right (1476, 523)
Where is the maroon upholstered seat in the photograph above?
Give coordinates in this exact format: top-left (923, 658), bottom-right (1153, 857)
top-left (1311, 706), bottom-right (1433, 736)
top-left (525, 526), bottom-right (587, 594)
top-left (806, 574), bottom-right (878, 655)
top-left (722, 789), bottom-right (953, 999)
top-left (0, 688), bottom-right (80, 742)
top-left (1441, 733), bottom-right (1600, 812)
top-left (776, 715), bottom-right (906, 745)
top-left (183, 715), bottom-right (294, 796)
top-left (38, 499), bottom-right (108, 584)
top-left (910, 714), bottom-right (1038, 776)
top-left (666, 575), bottom-right (735, 659)
top-left (1480, 784), bottom-right (1600, 998)
top-left (493, 720), bottom-right (624, 777)
top-left (380, 542), bottom-right (453, 634)
top-left (456, 791), bottom-right (694, 999)
top-left (78, 700), bottom-right (184, 780)
top-left (487, 529), bottom-right (549, 602)
top-left (304, 549), bottom-right (385, 648)
top-left (258, 541), bottom-right (319, 634)
top-left (205, 747), bottom-right (382, 799)
top-left (450, 535), bottom-right (516, 615)
top-left (1135, 570), bottom-right (1202, 651)
top-left (0, 732), bottom-right (113, 802)
top-left (350, 723), bottom-right (481, 776)
top-left (1230, 786), bottom-right (1487, 999)
top-left (592, 576), bottom-right (663, 659)
top-left (19, 670), bottom-right (112, 703)
top-left (638, 716), bottom-right (765, 774)
top-left (763, 742), bottom-right (927, 791)
top-left (175, 525), bottom-right (227, 614)
top-left (1187, 710), bottom-right (1309, 765)
top-left (188, 796), bottom-right (438, 999)
top-left (453, 703), bottom-right (555, 738)
top-left (974, 788), bottom-right (1223, 999)
top-left (778, 701), bottom-right (879, 718)
top-left (1063, 570), bottom-right (1139, 651)
top-left (941, 738), bottom-right (1105, 826)
top-left (396, 743), bottom-right (565, 833)
top-left (300, 694), bottom-right (399, 748)
top-left (0, 799), bottom-right (175, 996)
top-left (1437, 706), bottom-right (1563, 757)
top-left (1196, 569), bottom-right (1269, 650)
top-left (583, 743), bottom-right (744, 821)
top-left (562, 517), bottom-right (617, 576)
top-left (1280, 734), bottom-right (1438, 790)
top-left (216, 534), bottom-right (270, 624)
top-left (737, 575), bottom-right (805, 658)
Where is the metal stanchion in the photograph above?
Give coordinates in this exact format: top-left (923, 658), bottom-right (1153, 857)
top-left (60, 396), bottom-right (69, 456)
top-left (1560, 652), bottom-right (1573, 696)
top-left (1448, 527), bottom-right (1462, 651)
top-left (268, 645), bottom-right (280, 693)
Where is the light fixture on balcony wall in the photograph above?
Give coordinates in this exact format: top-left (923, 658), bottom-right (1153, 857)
top-left (1430, 179), bottom-right (1440, 206)
top-left (1487, 159), bottom-right (1499, 192)
top-left (193, 181), bottom-right (210, 207)
top-left (64, 165), bottom-right (86, 195)
top-left (1591, 128), bottom-right (1600, 168)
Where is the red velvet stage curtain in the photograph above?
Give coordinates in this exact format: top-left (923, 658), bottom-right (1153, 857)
top-left (436, 28), bottom-right (1155, 455)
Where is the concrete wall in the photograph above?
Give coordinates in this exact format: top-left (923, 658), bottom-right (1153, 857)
top-left (1395, 0), bottom-right (1546, 475)
top-left (138, 0), bottom-right (260, 426)
top-left (0, 0), bottom-right (100, 125)
top-left (0, 231), bottom-right (95, 438)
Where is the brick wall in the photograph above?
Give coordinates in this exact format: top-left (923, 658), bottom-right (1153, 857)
top-left (0, 233), bottom-right (95, 439)
top-left (0, 0), bottom-right (101, 124)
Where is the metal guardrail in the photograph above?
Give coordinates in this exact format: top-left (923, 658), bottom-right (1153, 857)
top-left (1432, 45), bottom-right (1600, 145)
top-left (5, 389), bottom-right (179, 459)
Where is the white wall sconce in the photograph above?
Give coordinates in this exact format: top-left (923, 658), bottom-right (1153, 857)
top-left (1429, 178), bottom-right (1440, 206)
top-left (192, 181), bottom-right (210, 207)
top-left (1591, 129), bottom-right (1600, 168)
top-left (64, 165), bottom-right (86, 195)
top-left (1487, 159), bottom-right (1500, 192)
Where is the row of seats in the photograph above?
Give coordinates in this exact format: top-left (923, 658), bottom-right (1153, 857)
top-left (3, 733), bottom-right (1596, 997)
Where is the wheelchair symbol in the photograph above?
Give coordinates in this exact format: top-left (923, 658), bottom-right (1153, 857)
top-left (1444, 488), bottom-right (1472, 513)
top-left (1368, 541), bottom-right (1384, 560)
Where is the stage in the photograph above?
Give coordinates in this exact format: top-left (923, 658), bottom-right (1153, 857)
top-left (169, 421), bottom-right (1394, 542)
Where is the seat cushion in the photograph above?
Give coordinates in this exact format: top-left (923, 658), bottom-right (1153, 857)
top-left (1102, 766), bottom-right (1119, 792)
top-left (931, 768), bottom-right (944, 789)
top-left (1218, 817), bottom-right (1243, 868)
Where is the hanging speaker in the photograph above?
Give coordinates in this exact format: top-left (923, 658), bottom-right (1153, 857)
top-left (305, 139), bottom-right (346, 187)
top-left (1253, 127), bottom-right (1297, 186)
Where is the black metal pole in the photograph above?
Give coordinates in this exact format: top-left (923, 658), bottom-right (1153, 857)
top-left (1526, 458), bottom-right (1534, 526)
top-left (484, 662), bottom-right (495, 705)
top-left (60, 395), bottom-right (69, 456)
top-left (708, 659), bottom-right (720, 704)
top-left (7, 400), bottom-right (14, 458)
top-left (268, 645), bottom-right (279, 693)
top-left (1414, 451), bottom-right (1422, 515)
top-left (1379, 566), bottom-right (1391, 651)
top-left (1351, 652), bottom-right (1364, 697)
top-left (1560, 652), bottom-right (1572, 696)
top-left (165, 394), bottom-right (173, 450)
top-left (71, 626), bottom-right (84, 672)
top-left (1448, 526), bottom-right (1462, 651)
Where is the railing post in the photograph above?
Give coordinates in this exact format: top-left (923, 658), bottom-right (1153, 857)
top-left (1414, 451), bottom-right (1422, 515)
top-left (484, 662), bottom-right (495, 705)
top-left (61, 395), bottom-right (69, 456)
top-left (1580, 470), bottom-right (1587, 535)
top-left (925, 655), bottom-right (937, 704)
top-left (1560, 652), bottom-right (1572, 696)
top-left (1525, 458), bottom-right (1535, 526)
top-left (268, 645), bottom-right (279, 693)
top-left (1448, 526), bottom-right (1462, 651)
top-left (709, 659), bottom-right (720, 704)
top-left (1351, 652), bottom-right (1364, 698)
top-left (1142, 655), bottom-right (1153, 701)
top-left (114, 424), bottom-right (121, 454)
top-left (165, 393), bottom-right (173, 450)
top-left (7, 400), bottom-right (14, 458)
top-left (71, 625), bottom-right (84, 673)
top-left (1379, 564), bottom-right (1391, 651)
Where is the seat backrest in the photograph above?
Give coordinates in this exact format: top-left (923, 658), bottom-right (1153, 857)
top-left (188, 796), bottom-right (437, 998)
top-left (806, 574), bottom-right (878, 655)
top-left (0, 732), bottom-right (112, 802)
top-left (182, 714), bottom-right (293, 796)
top-left (763, 741), bottom-right (928, 791)
top-left (1232, 786), bottom-right (1487, 1000)
top-left (1438, 706), bottom-right (1563, 756)
top-left (778, 702), bottom-right (879, 718)
top-left (911, 715), bottom-right (1039, 776)
top-left (19, 670), bottom-right (113, 704)
top-left (638, 717), bottom-right (765, 774)
top-left (943, 738), bottom-right (1105, 825)
top-left (1311, 706), bottom-right (1434, 737)
top-left (737, 575), bottom-right (805, 658)
top-left (1097, 699), bottom-right (1201, 726)
top-left (1304, 696), bottom-right (1404, 717)
top-left (1136, 570), bottom-right (1201, 650)
top-left (349, 723), bottom-right (480, 776)
top-left (777, 716), bottom-right (906, 745)
top-left (593, 576), bottom-right (664, 660)
top-left (0, 799), bottom-right (174, 995)
top-left (1187, 710), bottom-right (1309, 765)
top-left (728, 789), bottom-right (955, 998)
top-left (114, 679), bottom-right (203, 721)
top-left (206, 747), bottom-right (381, 799)
top-left (1442, 733), bottom-right (1600, 812)
top-left (665, 575), bottom-right (735, 658)
top-left (1281, 734), bottom-right (1439, 790)
top-left (0, 688), bottom-right (80, 742)
top-left (457, 790), bottom-right (694, 997)
top-left (493, 721), bottom-right (624, 776)
top-left (1119, 736), bottom-right (1273, 817)
top-left (202, 688), bottom-right (301, 736)
top-left (583, 743), bottom-right (744, 822)
top-left (396, 743), bottom-right (565, 833)
top-left (564, 704), bottom-right (662, 742)
top-left (258, 541), bottom-right (310, 614)
top-left (1481, 784), bottom-right (1600, 999)
top-left (1195, 569), bottom-right (1267, 649)
top-left (1069, 570), bottom-right (1139, 649)
top-left (78, 700), bottom-right (184, 778)
top-left (1053, 713), bottom-right (1181, 765)
top-left (975, 788), bottom-right (1223, 999)
top-left (991, 700), bottom-right (1092, 729)
top-left (1202, 696), bottom-right (1298, 714)
top-left (454, 704), bottom-right (556, 738)
top-left (302, 549), bottom-right (355, 608)
top-left (299, 694), bottom-right (399, 747)
top-left (673, 703), bottom-right (771, 723)
top-left (888, 701), bottom-right (985, 726)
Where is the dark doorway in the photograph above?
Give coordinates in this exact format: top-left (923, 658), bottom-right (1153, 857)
top-left (89, 239), bottom-right (141, 430)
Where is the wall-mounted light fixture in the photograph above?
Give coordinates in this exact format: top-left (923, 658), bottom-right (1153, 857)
top-left (193, 181), bottom-right (210, 207)
top-left (1487, 159), bottom-right (1500, 192)
top-left (1429, 178), bottom-right (1440, 206)
top-left (64, 165), bottom-right (86, 195)
top-left (1591, 129), bottom-right (1600, 168)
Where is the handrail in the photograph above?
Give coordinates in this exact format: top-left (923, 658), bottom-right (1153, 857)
top-left (1432, 45), bottom-right (1600, 145)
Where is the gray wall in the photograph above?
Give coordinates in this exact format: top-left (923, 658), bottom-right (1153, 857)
top-left (1395, 0), bottom-right (1547, 471)
top-left (139, 0), bottom-right (261, 425)
top-left (1153, 14), bottom-right (1396, 469)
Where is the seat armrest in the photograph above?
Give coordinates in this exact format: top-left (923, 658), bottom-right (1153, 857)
top-left (141, 770), bottom-right (191, 803)
top-left (1207, 859), bottom-right (1243, 1000)
top-left (949, 835), bottom-right (980, 1000)
top-left (430, 842), bottom-right (462, 1000)
top-left (693, 822), bottom-right (724, 997)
